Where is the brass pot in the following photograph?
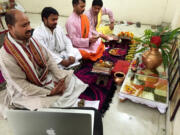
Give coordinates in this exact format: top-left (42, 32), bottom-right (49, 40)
top-left (114, 72), bottom-right (125, 85)
top-left (142, 48), bottom-right (162, 70)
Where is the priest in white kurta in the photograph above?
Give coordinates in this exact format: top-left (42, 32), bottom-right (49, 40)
top-left (0, 32), bottom-right (88, 111)
top-left (33, 7), bottom-right (82, 69)
top-left (0, 9), bottom-right (88, 118)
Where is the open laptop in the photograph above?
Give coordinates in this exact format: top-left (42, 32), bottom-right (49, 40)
top-left (6, 108), bottom-right (94, 135)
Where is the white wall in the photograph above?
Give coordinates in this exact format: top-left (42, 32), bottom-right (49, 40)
top-left (163, 0), bottom-right (180, 23)
top-left (171, 8), bottom-right (180, 29)
top-left (15, 0), bottom-right (179, 25)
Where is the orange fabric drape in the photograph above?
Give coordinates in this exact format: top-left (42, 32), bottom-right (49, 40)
top-left (81, 14), bottom-right (90, 38)
top-left (80, 14), bottom-right (104, 61)
top-left (79, 41), bottom-right (105, 61)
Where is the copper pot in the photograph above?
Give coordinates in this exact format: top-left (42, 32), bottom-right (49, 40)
top-left (142, 48), bottom-right (162, 70)
top-left (114, 72), bottom-right (125, 85)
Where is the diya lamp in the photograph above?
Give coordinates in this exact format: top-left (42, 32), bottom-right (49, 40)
top-left (114, 72), bottom-right (125, 85)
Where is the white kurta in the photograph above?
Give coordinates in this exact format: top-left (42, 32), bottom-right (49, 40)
top-left (33, 23), bottom-right (82, 69)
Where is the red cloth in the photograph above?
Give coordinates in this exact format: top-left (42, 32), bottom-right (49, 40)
top-left (112, 60), bottom-right (130, 75)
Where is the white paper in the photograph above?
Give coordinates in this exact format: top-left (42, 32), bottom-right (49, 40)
top-left (73, 99), bottom-right (100, 110)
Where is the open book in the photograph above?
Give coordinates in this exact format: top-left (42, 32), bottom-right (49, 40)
top-left (38, 108), bottom-right (95, 135)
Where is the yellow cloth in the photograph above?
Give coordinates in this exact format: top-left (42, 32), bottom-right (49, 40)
top-left (96, 10), bottom-right (113, 35)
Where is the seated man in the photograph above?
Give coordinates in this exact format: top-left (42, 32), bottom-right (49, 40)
top-left (85, 0), bottom-right (115, 37)
top-left (66, 0), bottom-right (105, 61)
top-left (0, 9), bottom-right (88, 111)
top-left (33, 7), bottom-right (82, 69)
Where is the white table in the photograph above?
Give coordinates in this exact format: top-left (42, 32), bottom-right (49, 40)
top-left (118, 56), bottom-right (169, 113)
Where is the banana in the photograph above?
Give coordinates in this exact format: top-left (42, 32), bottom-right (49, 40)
top-left (125, 57), bottom-right (133, 60)
top-left (128, 50), bottom-right (136, 52)
top-left (126, 58), bottom-right (132, 61)
top-left (129, 44), bottom-right (137, 47)
top-left (129, 51), bottom-right (136, 53)
top-left (126, 57), bottom-right (134, 60)
top-left (129, 47), bottom-right (136, 50)
top-left (126, 54), bottom-right (134, 57)
top-left (128, 52), bottom-right (135, 55)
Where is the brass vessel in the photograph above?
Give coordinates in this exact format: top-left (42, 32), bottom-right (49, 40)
top-left (142, 48), bottom-right (162, 70)
top-left (114, 72), bottom-right (125, 85)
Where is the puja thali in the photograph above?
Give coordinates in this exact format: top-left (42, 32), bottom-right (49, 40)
top-left (109, 48), bottom-right (126, 56)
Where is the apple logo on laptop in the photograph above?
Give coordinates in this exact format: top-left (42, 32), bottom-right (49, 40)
top-left (46, 128), bottom-right (56, 135)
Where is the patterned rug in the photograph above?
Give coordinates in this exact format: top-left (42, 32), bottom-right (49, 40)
top-left (75, 39), bottom-right (131, 114)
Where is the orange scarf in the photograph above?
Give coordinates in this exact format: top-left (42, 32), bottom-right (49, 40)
top-left (80, 14), bottom-right (104, 61)
top-left (4, 36), bottom-right (49, 86)
top-left (81, 14), bottom-right (90, 38)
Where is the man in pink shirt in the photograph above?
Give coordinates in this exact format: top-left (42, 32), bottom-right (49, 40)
top-left (85, 0), bottom-right (114, 39)
top-left (66, 0), bottom-right (105, 61)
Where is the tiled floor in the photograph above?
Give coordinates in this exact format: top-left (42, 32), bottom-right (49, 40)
top-left (0, 13), bottom-right (166, 135)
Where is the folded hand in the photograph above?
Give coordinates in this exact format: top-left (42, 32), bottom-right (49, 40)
top-left (60, 59), bottom-right (71, 67)
top-left (50, 76), bottom-right (67, 95)
top-left (109, 22), bottom-right (114, 30)
top-left (69, 56), bottom-right (75, 64)
top-left (89, 36), bottom-right (98, 44)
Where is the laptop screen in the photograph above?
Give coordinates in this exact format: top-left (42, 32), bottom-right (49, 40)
top-left (6, 109), bottom-right (94, 135)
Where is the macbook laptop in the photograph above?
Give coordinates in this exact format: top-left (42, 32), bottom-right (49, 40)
top-left (6, 108), bottom-right (94, 135)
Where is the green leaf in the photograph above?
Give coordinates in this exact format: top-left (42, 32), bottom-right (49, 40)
top-left (160, 44), bottom-right (171, 51)
top-left (136, 47), bottom-right (148, 53)
top-left (151, 43), bottom-right (157, 48)
top-left (161, 48), bottom-right (169, 69)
